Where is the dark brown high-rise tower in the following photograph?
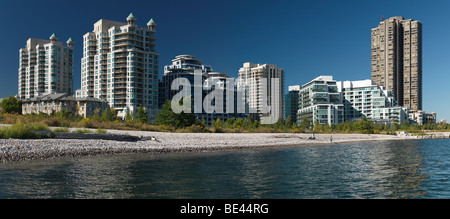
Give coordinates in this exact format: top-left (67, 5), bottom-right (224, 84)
top-left (371, 16), bottom-right (422, 110)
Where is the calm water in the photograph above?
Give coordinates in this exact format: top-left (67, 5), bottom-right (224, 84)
top-left (1, 139), bottom-right (450, 199)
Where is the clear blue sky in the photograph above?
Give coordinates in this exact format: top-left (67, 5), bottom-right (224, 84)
top-left (1, 0), bottom-right (449, 120)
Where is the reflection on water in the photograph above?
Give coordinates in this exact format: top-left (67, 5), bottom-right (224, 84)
top-left (1, 139), bottom-right (450, 198)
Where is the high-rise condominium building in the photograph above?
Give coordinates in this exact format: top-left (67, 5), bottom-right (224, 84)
top-left (76, 13), bottom-right (159, 119)
top-left (371, 16), bottom-right (422, 110)
top-left (284, 85), bottom-right (300, 124)
top-left (159, 54), bottom-right (212, 108)
top-left (160, 55), bottom-right (246, 126)
top-left (238, 62), bottom-right (284, 123)
top-left (18, 34), bottom-right (74, 99)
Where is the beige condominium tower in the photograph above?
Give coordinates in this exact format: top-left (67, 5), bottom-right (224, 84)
top-left (238, 62), bottom-right (284, 123)
top-left (371, 16), bottom-right (422, 110)
top-left (18, 34), bottom-right (74, 99)
top-left (76, 13), bottom-right (159, 120)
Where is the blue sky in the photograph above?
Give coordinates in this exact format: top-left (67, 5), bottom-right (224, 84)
top-left (1, 0), bottom-right (449, 120)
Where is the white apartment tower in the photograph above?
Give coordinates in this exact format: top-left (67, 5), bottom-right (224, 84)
top-left (238, 62), bottom-right (284, 122)
top-left (76, 13), bottom-right (159, 119)
top-left (18, 34), bottom-right (74, 99)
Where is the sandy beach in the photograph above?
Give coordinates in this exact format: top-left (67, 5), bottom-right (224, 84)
top-left (0, 126), bottom-right (435, 163)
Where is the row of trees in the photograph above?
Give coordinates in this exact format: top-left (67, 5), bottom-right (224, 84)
top-left (2, 96), bottom-right (446, 133)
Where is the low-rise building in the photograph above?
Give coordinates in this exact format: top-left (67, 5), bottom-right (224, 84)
top-left (76, 96), bottom-right (110, 118)
top-left (409, 110), bottom-right (437, 125)
top-left (338, 79), bottom-right (396, 121)
top-left (337, 79), bottom-right (408, 124)
top-left (372, 106), bottom-right (410, 125)
top-left (22, 93), bottom-right (108, 118)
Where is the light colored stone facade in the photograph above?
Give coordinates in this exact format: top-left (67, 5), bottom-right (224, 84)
top-left (22, 93), bottom-right (108, 118)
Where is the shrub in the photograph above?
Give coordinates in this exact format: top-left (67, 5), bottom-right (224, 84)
top-left (181, 125), bottom-right (205, 133)
top-left (44, 117), bottom-right (60, 127)
top-left (80, 118), bottom-right (93, 128)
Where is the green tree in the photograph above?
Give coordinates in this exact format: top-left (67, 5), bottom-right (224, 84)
top-left (274, 118), bottom-right (284, 130)
top-left (360, 117), bottom-right (374, 134)
top-left (213, 118), bottom-right (224, 129)
top-left (90, 108), bottom-right (102, 121)
top-left (135, 105), bottom-right (149, 123)
top-left (285, 116), bottom-right (293, 128)
top-left (1, 96), bottom-right (22, 114)
top-left (196, 118), bottom-right (206, 129)
top-left (400, 121), bottom-right (410, 130)
top-left (300, 116), bottom-right (311, 130)
top-left (233, 118), bottom-right (244, 129)
top-left (155, 101), bottom-right (178, 126)
top-left (390, 122), bottom-right (400, 132)
top-left (177, 111), bottom-right (196, 127)
top-left (55, 109), bottom-right (72, 120)
top-left (155, 100), bottom-right (195, 128)
top-left (124, 107), bottom-right (134, 122)
top-left (243, 116), bottom-right (253, 129)
top-left (100, 108), bottom-right (117, 122)
top-left (225, 118), bottom-right (235, 128)
top-left (313, 120), bottom-right (324, 132)
top-left (291, 122), bottom-right (299, 130)
top-left (252, 120), bottom-right (260, 129)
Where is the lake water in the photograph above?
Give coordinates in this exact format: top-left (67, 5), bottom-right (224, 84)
top-left (1, 138), bottom-right (450, 199)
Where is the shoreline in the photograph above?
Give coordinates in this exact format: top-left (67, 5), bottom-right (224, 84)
top-left (0, 127), bottom-right (445, 163)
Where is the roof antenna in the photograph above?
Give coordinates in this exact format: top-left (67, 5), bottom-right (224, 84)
top-left (381, 15), bottom-right (385, 21)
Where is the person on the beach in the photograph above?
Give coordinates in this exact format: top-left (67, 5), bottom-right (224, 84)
top-left (330, 136), bottom-right (333, 142)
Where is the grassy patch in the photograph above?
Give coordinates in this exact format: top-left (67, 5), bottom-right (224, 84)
top-left (0, 122), bottom-right (50, 139)
top-left (94, 128), bottom-right (107, 134)
top-left (52, 127), bottom-right (70, 133)
top-left (74, 128), bottom-right (93, 134)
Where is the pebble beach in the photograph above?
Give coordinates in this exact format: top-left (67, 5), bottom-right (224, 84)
top-left (0, 127), bottom-right (426, 163)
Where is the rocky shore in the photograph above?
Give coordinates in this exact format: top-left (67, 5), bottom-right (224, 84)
top-left (0, 127), bottom-right (425, 163)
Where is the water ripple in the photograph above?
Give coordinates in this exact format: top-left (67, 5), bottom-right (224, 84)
top-left (1, 139), bottom-right (450, 198)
